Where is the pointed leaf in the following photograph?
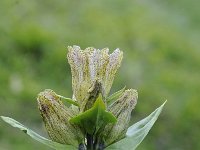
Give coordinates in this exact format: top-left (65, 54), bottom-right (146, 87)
top-left (107, 86), bottom-right (126, 105)
top-left (106, 101), bottom-right (166, 150)
top-left (70, 94), bottom-right (117, 134)
top-left (1, 116), bottom-right (76, 150)
top-left (57, 94), bottom-right (79, 106)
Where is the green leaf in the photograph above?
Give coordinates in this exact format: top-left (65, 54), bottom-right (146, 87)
top-left (57, 94), bottom-right (79, 106)
top-left (105, 101), bottom-right (167, 150)
top-left (70, 94), bottom-right (117, 134)
top-left (1, 116), bottom-right (76, 150)
top-left (107, 86), bottom-right (126, 105)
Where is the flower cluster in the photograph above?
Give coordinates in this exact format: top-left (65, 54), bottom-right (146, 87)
top-left (37, 46), bottom-right (138, 149)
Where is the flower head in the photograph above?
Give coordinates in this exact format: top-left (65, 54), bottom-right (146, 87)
top-left (67, 46), bottom-right (123, 111)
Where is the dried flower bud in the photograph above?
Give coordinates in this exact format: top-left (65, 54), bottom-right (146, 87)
top-left (37, 89), bottom-right (84, 147)
top-left (103, 89), bottom-right (138, 145)
top-left (67, 46), bottom-right (123, 111)
top-left (67, 46), bottom-right (91, 109)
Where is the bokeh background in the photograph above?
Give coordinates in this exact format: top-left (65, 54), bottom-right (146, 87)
top-left (0, 0), bottom-right (199, 149)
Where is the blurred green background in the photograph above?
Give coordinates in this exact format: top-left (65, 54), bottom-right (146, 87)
top-left (0, 0), bottom-right (199, 149)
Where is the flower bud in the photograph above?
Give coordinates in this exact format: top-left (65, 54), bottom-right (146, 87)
top-left (103, 89), bottom-right (138, 145)
top-left (37, 89), bottom-right (84, 147)
top-left (67, 46), bottom-right (123, 111)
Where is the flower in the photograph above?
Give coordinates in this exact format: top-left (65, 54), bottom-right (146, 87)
top-left (103, 89), bottom-right (138, 145)
top-left (37, 89), bottom-right (84, 146)
top-left (67, 46), bottom-right (123, 111)
top-left (38, 46), bottom-right (137, 148)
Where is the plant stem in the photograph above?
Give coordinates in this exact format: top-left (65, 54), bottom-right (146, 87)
top-left (86, 133), bottom-right (93, 150)
top-left (86, 133), bottom-right (105, 150)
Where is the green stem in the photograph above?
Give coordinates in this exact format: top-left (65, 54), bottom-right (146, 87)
top-left (87, 133), bottom-right (93, 150)
top-left (86, 133), bottom-right (105, 150)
